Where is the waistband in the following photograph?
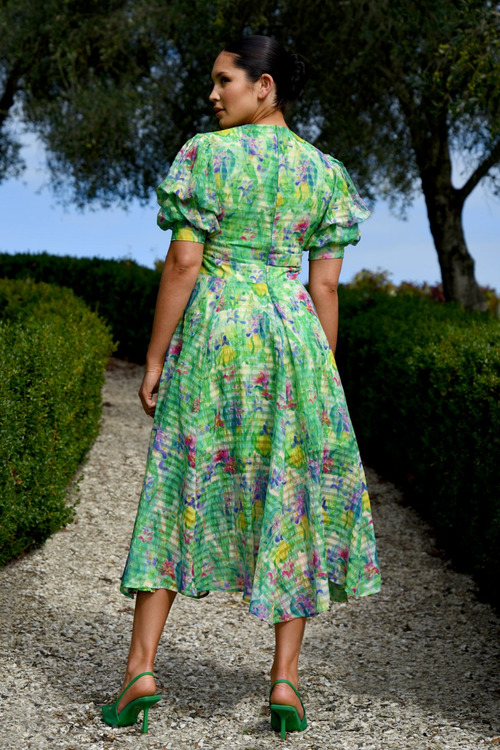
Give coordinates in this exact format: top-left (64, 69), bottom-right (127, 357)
top-left (199, 251), bottom-right (302, 283)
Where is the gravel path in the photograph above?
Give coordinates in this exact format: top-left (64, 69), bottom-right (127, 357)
top-left (1, 358), bottom-right (499, 750)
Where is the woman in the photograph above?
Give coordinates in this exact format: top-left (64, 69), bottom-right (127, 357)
top-left (102, 35), bottom-right (381, 739)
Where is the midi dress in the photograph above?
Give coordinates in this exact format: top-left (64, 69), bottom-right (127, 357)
top-left (120, 123), bottom-right (382, 624)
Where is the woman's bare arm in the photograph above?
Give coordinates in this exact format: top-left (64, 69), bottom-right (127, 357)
top-left (139, 239), bottom-right (204, 416)
top-left (307, 255), bottom-right (343, 355)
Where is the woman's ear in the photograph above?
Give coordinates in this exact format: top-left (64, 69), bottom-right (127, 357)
top-left (258, 73), bottom-right (274, 99)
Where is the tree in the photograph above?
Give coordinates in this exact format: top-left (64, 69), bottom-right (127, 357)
top-left (0, 0), bottom-right (176, 197)
top-left (1, 0), bottom-right (499, 310)
top-left (0, 0), bottom-right (261, 203)
top-left (284, 0), bottom-right (500, 310)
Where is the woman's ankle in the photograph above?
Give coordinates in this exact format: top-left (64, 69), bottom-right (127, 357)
top-left (270, 665), bottom-right (299, 686)
top-left (125, 661), bottom-right (155, 680)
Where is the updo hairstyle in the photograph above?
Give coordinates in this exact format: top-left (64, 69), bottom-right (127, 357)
top-left (222, 35), bottom-right (308, 111)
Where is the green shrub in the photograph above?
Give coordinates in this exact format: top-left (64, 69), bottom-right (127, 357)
top-left (0, 279), bottom-right (116, 566)
top-left (334, 286), bottom-right (500, 605)
top-left (0, 252), bottom-right (162, 363)
top-left (346, 266), bottom-right (500, 314)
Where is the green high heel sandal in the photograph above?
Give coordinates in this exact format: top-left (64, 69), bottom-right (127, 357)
top-left (101, 671), bottom-right (161, 734)
top-left (269, 678), bottom-right (308, 739)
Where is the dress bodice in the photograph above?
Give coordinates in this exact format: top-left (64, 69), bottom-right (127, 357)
top-left (156, 124), bottom-right (370, 283)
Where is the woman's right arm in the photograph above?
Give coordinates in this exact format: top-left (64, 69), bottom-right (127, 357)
top-left (138, 239), bottom-right (204, 417)
top-left (308, 254), bottom-right (344, 356)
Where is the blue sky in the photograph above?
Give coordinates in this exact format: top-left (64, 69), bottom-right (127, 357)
top-left (1, 130), bottom-right (499, 290)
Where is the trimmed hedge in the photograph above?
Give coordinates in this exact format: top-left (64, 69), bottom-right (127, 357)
top-left (0, 279), bottom-right (115, 566)
top-left (0, 252), bottom-right (162, 363)
top-left (335, 287), bottom-right (500, 605)
top-left (3, 252), bottom-right (499, 606)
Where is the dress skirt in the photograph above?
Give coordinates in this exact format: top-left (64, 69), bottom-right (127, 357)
top-left (120, 258), bottom-right (381, 625)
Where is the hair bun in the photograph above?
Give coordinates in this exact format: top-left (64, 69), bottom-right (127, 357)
top-left (287, 52), bottom-right (308, 100)
top-left (223, 36), bottom-right (307, 110)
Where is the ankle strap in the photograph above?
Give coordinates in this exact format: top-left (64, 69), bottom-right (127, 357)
top-left (117, 671), bottom-right (155, 703)
top-left (269, 679), bottom-right (305, 713)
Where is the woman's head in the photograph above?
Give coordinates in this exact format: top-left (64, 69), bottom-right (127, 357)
top-left (209, 35), bottom-right (307, 128)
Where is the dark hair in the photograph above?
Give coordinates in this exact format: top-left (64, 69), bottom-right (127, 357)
top-left (222, 35), bottom-right (308, 111)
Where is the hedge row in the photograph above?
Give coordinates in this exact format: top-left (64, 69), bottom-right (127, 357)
top-left (335, 287), bottom-right (500, 605)
top-left (3, 252), bottom-right (499, 606)
top-left (0, 252), bottom-right (162, 363)
top-left (0, 279), bottom-right (115, 566)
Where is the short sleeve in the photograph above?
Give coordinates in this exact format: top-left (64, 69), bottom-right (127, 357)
top-left (307, 156), bottom-right (371, 261)
top-left (157, 134), bottom-right (221, 244)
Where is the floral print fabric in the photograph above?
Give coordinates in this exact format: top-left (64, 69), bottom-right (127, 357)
top-left (120, 124), bottom-right (381, 623)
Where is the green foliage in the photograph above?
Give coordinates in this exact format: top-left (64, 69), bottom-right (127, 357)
top-left (334, 286), bottom-right (500, 604)
top-left (2, 1), bottom-right (499, 304)
top-left (3, 0), bottom-right (497, 209)
top-left (0, 251), bottom-right (162, 362)
top-left (0, 278), bottom-right (115, 567)
top-left (347, 267), bottom-right (500, 314)
top-left (345, 268), bottom-right (397, 296)
top-left (0, 0), bottom-right (260, 204)
top-left (0, 0), bottom-right (165, 188)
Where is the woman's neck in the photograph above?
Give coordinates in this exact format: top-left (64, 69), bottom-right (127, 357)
top-left (248, 109), bottom-right (289, 128)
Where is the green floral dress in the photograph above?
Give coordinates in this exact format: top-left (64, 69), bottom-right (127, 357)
top-left (120, 124), bottom-right (381, 624)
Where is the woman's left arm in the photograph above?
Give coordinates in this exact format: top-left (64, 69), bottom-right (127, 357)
top-left (139, 239), bottom-right (204, 417)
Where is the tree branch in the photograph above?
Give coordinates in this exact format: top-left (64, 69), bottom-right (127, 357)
top-left (374, 62), bottom-right (416, 123)
top-left (458, 138), bottom-right (500, 203)
top-left (0, 66), bottom-right (21, 130)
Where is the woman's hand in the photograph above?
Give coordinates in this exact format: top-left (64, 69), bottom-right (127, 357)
top-left (138, 368), bottom-right (163, 418)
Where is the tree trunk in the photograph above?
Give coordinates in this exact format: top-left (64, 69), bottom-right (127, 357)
top-left (413, 121), bottom-right (487, 312)
top-left (423, 187), bottom-right (487, 311)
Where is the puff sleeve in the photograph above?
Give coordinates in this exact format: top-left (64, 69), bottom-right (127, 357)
top-left (307, 155), bottom-right (371, 261)
top-left (157, 134), bottom-right (222, 243)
